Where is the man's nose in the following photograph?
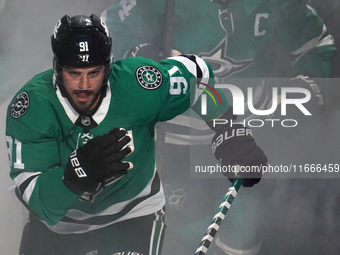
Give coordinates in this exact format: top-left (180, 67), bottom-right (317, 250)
top-left (78, 75), bottom-right (90, 89)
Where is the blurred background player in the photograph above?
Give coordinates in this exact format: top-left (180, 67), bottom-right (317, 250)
top-left (101, 0), bottom-right (338, 254)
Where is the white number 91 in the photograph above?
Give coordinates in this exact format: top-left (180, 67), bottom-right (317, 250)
top-left (79, 41), bottom-right (89, 52)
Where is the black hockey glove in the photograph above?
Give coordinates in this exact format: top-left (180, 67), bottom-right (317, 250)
top-left (267, 75), bottom-right (324, 137)
top-left (63, 128), bottom-right (133, 195)
top-left (208, 108), bottom-right (267, 187)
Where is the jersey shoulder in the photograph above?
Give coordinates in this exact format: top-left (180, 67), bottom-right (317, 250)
top-left (11, 69), bottom-right (55, 100)
top-left (110, 57), bottom-right (170, 89)
top-left (6, 69), bottom-right (65, 139)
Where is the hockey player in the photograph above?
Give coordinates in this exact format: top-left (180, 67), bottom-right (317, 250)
top-left (5, 14), bottom-right (267, 255)
top-left (101, 0), bottom-right (337, 254)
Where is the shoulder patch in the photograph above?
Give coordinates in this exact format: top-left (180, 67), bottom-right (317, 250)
top-left (10, 91), bottom-right (30, 119)
top-left (136, 65), bottom-right (163, 90)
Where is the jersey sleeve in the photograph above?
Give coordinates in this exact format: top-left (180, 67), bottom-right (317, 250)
top-left (276, 1), bottom-right (337, 78)
top-left (157, 55), bottom-right (231, 122)
top-left (5, 80), bottom-right (79, 226)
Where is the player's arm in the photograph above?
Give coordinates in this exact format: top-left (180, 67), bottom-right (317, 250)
top-left (158, 55), bottom-right (267, 187)
top-left (278, 2), bottom-right (336, 102)
top-left (7, 126), bottom-right (133, 225)
top-left (269, 2), bottom-right (337, 135)
top-left (6, 129), bottom-right (78, 225)
top-left (157, 54), bottom-right (230, 121)
top-left (6, 91), bottom-right (133, 225)
top-left (280, 2), bottom-right (337, 78)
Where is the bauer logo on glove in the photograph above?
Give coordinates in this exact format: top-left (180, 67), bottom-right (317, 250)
top-left (63, 127), bottom-right (134, 195)
top-left (208, 108), bottom-right (268, 187)
top-left (212, 126), bottom-right (253, 154)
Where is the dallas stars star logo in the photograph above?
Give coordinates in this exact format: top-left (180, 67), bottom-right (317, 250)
top-left (199, 39), bottom-right (253, 78)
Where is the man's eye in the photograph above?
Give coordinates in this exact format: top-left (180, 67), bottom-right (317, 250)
top-left (69, 71), bottom-right (81, 77)
top-left (88, 71), bottom-right (99, 77)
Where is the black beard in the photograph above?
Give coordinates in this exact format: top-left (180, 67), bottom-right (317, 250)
top-left (57, 84), bottom-right (104, 116)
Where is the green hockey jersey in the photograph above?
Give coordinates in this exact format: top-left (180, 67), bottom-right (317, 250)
top-left (6, 56), bottom-right (230, 233)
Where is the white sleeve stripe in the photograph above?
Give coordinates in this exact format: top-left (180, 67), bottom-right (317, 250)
top-left (193, 55), bottom-right (211, 106)
top-left (195, 55), bottom-right (210, 82)
top-left (14, 172), bottom-right (42, 204)
top-left (22, 176), bottom-right (39, 204)
top-left (291, 24), bottom-right (327, 56)
top-left (168, 55), bottom-right (212, 106)
top-left (168, 55), bottom-right (211, 80)
top-left (14, 171), bottom-right (42, 187)
top-left (315, 34), bottom-right (335, 48)
top-left (168, 55), bottom-right (198, 77)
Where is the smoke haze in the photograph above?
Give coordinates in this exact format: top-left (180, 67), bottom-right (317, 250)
top-left (0, 0), bottom-right (340, 254)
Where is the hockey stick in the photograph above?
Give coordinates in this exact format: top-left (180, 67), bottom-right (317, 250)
top-left (194, 177), bottom-right (243, 255)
